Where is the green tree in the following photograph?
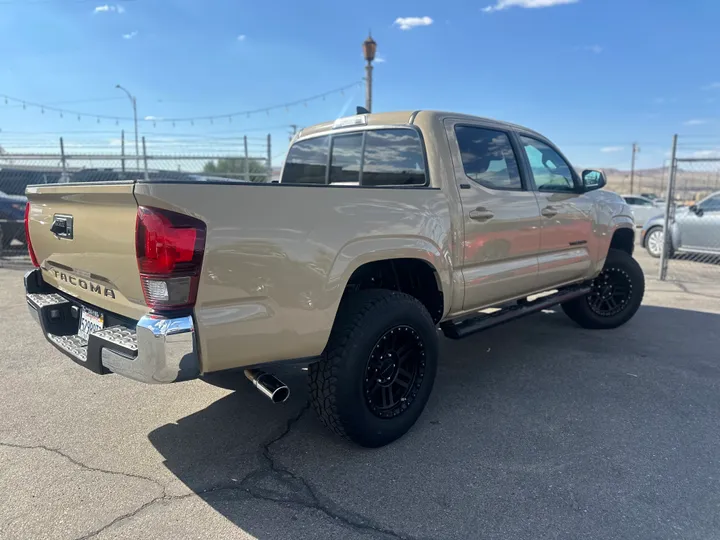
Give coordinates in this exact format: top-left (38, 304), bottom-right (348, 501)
top-left (203, 158), bottom-right (268, 183)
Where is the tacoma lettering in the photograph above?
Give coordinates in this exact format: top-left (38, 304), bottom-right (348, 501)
top-left (51, 270), bottom-right (115, 299)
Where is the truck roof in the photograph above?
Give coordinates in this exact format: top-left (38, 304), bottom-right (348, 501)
top-left (297, 110), bottom-right (544, 140)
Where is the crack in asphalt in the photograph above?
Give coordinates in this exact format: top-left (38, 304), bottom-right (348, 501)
top-left (0, 441), bottom-right (166, 490)
top-left (2, 405), bottom-right (420, 540)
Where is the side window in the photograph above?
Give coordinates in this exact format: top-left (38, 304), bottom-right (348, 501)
top-left (362, 129), bottom-right (426, 186)
top-left (635, 198), bottom-right (654, 207)
top-left (520, 136), bottom-right (576, 192)
top-left (454, 126), bottom-right (523, 190)
top-left (699, 194), bottom-right (720, 211)
top-left (281, 136), bottom-right (329, 185)
top-left (329, 133), bottom-right (363, 184)
top-left (624, 197), bottom-right (639, 205)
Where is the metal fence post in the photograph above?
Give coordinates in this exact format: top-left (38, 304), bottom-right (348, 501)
top-left (243, 136), bottom-right (250, 182)
top-left (659, 134), bottom-right (678, 281)
top-left (59, 137), bottom-right (67, 173)
top-left (142, 136), bottom-right (149, 182)
top-left (267, 134), bottom-right (272, 183)
top-left (121, 129), bottom-right (126, 173)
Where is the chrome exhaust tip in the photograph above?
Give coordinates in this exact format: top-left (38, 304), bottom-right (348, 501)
top-left (244, 369), bottom-right (290, 403)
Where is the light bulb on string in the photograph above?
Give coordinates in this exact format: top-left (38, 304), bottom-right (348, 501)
top-left (304, 102), bottom-right (307, 107)
top-left (115, 119), bottom-right (119, 126)
top-left (41, 107), bottom-right (44, 114)
top-left (77, 115), bottom-right (81, 121)
top-left (3, 97), bottom-right (7, 105)
top-left (228, 116), bottom-right (232, 123)
top-left (172, 121), bottom-right (176, 128)
top-left (97, 117), bottom-right (100, 124)
top-left (60, 112), bottom-right (63, 118)
top-left (191, 120), bottom-right (194, 126)
top-left (247, 112), bottom-right (250, 119)
top-left (22, 102), bottom-right (26, 110)
top-left (210, 118), bottom-right (214, 125)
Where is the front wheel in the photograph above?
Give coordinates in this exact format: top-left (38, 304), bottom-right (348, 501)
top-left (562, 249), bottom-right (645, 329)
top-left (309, 290), bottom-right (438, 448)
top-left (645, 227), bottom-right (668, 259)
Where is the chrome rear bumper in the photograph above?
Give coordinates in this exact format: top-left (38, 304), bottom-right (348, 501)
top-left (25, 269), bottom-right (199, 384)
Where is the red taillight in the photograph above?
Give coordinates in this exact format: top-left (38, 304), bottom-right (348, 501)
top-left (25, 203), bottom-right (39, 267)
top-left (135, 206), bottom-right (206, 311)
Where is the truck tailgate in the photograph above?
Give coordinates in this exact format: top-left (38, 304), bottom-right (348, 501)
top-left (25, 182), bottom-right (148, 321)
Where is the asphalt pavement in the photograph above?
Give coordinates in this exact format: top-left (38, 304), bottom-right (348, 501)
top-left (1, 260), bottom-right (720, 540)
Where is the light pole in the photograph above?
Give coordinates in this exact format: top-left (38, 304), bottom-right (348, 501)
top-left (115, 84), bottom-right (140, 171)
top-left (362, 34), bottom-right (377, 113)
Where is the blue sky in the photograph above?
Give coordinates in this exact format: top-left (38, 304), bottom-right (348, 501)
top-left (1, 0), bottom-right (719, 169)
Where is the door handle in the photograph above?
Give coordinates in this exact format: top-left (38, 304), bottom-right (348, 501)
top-left (541, 206), bottom-right (558, 218)
top-left (469, 208), bottom-right (494, 221)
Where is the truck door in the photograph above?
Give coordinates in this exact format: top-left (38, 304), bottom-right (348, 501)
top-left (444, 120), bottom-right (543, 310)
top-left (516, 134), bottom-right (595, 290)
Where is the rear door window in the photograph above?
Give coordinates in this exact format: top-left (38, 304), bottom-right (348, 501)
top-left (282, 136), bottom-right (329, 185)
top-left (362, 129), bottom-right (426, 186)
top-left (454, 126), bottom-right (523, 190)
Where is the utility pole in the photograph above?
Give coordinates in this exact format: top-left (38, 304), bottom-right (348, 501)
top-left (288, 124), bottom-right (298, 142)
top-left (630, 142), bottom-right (639, 194)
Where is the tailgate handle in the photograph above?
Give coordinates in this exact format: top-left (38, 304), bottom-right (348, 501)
top-left (51, 215), bottom-right (73, 239)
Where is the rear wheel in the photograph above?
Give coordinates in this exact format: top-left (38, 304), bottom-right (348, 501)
top-left (309, 289), bottom-right (438, 448)
top-left (562, 249), bottom-right (645, 329)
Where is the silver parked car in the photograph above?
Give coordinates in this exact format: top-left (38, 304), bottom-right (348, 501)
top-left (641, 191), bottom-right (720, 258)
top-left (621, 194), bottom-right (663, 227)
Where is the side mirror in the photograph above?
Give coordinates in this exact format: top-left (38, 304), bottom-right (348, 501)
top-left (581, 169), bottom-right (606, 192)
top-left (689, 204), bottom-right (704, 217)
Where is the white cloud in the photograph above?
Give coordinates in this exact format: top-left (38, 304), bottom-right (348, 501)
top-left (701, 82), bottom-right (720, 90)
top-left (94, 4), bottom-right (124, 14)
top-left (393, 16), bottom-right (433, 30)
top-left (122, 31), bottom-right (138, 40)
top-left (144, 115), bottom-right (163, 121)
top-left (375, 55), bottom-right (386, 63)
top-left (601, 146), bottom-right (625, 153)
top-left (584, 44), bottom-right (603, 54)
top-left (482, 0), bottom-right (578, 13)
top-left (653, 97), bottom-right (665, 104)
top-left (237, 34), bottom-right (246, 41)
top-left (684, 119), bottom-right (709, 126)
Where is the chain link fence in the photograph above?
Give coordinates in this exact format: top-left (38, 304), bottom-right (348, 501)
top-left (656, 136), bottom-right (720, 283)
top-left (0, 135), bottom-right (276, 264)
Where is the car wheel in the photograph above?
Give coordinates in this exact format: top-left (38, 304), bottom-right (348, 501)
top-left (562, 249), bottom-right (645, 330)
top-left (309, 289), bottom-right (438, 448)
top-left (645, 227), bottom-right (665, 258)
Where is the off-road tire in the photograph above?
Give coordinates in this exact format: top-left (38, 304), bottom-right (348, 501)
top-left (561, 248), bottom-right (645, 329)
top-left (309, 289), bottom-right (438, 448)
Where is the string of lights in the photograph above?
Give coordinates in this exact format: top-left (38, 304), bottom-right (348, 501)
top-left (0, 81), bottom-right (363, 127)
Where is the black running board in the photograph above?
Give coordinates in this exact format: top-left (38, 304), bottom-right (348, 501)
top-left (440, 285), bottom-right (591, 340)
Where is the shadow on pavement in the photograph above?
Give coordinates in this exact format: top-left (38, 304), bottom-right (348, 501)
top-left (149, 305), bottom-right (720, 539)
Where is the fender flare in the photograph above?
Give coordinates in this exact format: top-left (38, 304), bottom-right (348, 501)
top-left (325, 236), bottom-right (453, 317)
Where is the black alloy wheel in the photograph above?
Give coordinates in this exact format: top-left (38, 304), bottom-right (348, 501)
top-left (364, 325), bottom-right (425, 419)
top-left (586, 266), bottom-right (634, 317)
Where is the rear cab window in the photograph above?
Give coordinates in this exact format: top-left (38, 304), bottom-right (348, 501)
top-left (281, 128), bottom-right (427, 187)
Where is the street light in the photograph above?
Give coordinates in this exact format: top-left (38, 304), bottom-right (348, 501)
top-left (115, 84), bottom-right (140, 171)
top-left (362, 33), bottom-right (377, 113)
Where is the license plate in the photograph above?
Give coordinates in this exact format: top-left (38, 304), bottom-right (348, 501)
top-left (78, 308), bottom-right (104, 341)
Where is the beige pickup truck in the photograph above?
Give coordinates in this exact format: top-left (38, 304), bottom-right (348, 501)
top-left (24, 110), bottom-right (644, 447)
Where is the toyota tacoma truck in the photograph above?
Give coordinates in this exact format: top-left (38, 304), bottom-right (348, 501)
top-left (23, 111), bottom-right (644, 447)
